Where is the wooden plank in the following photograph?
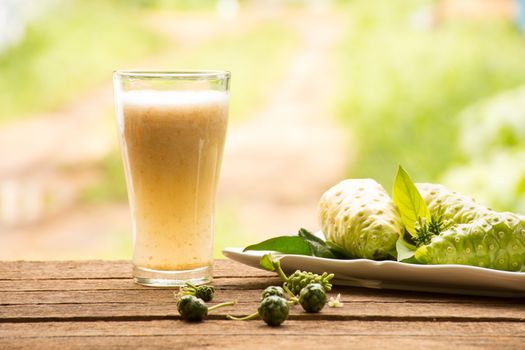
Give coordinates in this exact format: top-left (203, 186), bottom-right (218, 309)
top-left (0, 260), bottom-right (272, 280)
top-left (1, 297), bottom-right (524, 321)
top-left (0, 266), bottom-right (521, 305)
top-left (0, 278), bottom-right (139, 292)
top-left (0, 276), bottom-right (521, 311)
top-left (1, 259), bottom-right (523, 305)
top-left (0, 260), bottom-right (131, 280)
top-left (0, 276), bottom-right (279, 292)
top-left (0, 334), bottom-right (522, 350)
top-left (1, 320), bottom-right (524, 338)
top-left (1, 282), bottom-right (524, 321)
top-left (1, 278), bottom-right (524, 319)
top-left (0, 277), bottom-right (276, 306)
top-left (1, 284), bottom-right (524, 309)
top-left (1, 259), bottom-right (523, 349)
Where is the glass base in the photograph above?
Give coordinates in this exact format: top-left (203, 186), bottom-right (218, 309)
top-left (133, 265), bottom-right (212, 287)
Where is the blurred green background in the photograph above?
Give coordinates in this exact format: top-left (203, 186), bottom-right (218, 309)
top-left (0, 0), bottom-right (524, 260)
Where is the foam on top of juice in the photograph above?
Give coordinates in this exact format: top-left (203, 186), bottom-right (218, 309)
top-left (123, 90), bottom-right (228, 108)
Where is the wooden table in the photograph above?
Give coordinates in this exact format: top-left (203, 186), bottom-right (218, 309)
top-left (1, 260), bottom-right (524, 349)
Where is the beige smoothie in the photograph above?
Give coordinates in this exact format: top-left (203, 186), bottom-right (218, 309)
top-left (119, 90), bottom-right (228, 271)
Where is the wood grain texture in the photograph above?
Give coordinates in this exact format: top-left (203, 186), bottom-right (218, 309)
top-left (0, 260), bottom-right (523, 350)
top-left (1, 320), bottom-right (524, 338)
top-left (0, 259), bottom-right (272, 280)
top-left (2, 335), bottom-right (524, 350)
top-left (1, 320), bottom-right (525, 350)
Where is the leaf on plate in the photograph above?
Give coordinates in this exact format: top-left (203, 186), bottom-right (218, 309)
top-left (392, 165), bottom-right (431, 237)
top-left (298, 228), bottom-right (337, 259)
top-left (259, 253), bottom-right (276, 272)
top-left (395, 235), bottom-right (417, 262)
top-left (298, 228), bottom-right (325, 244)
top-left (245, 229), bottom-right (350, 259)
top-left (244, 236), bottom-right (312, 256)
top-left (325, 240), bottom-right (354, 259)
top-left (308, 241), bottom-right (338, 258)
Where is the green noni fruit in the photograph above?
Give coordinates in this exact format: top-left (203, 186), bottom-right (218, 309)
top-left (318, 179), bottom-right (403, 259)
top-left (298, 283), bottom-right (327, 313)
top-left (416, 212), bottom-right (525, 271)
top-left (416, 183), bottom-right (493, 224)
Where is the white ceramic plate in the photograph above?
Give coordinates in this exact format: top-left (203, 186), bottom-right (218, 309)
top-left (222, 247), bottom-right (525, 298)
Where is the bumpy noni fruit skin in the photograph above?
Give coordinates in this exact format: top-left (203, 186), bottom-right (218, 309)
top-left (318, 179), bottom-right (403, 259)
top-left (416, 212), bottom-right (525, 271)
top-left (177, 295), bottom-right (208, 322)
top-left (258, 296), bottom-right (289, 327)
top-left (415, 183), bottom-right (525, 271)
top-left (261, 286), bottom-right (285, 300)
top-left (286, 270), bottom-right (333, 295)
top-left (298, 283), bottom-right (327, 313)
top-left (194, 285), bottom-right (215, 302)
top-left (416, 183), bottom-right (493, 224)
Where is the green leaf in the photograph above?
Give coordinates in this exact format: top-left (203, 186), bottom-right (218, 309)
top-left (244, 236), bottom-right (312, 255)
top-left (298, 228), bottom-right (337, 259)
top-left (395, 235), bottom-right (417, 262)
top-left (298, 228), bottom-right (325, 244)
top-left (246, 229), bottom-right (350, 259)
top-left (325, 240), bottom-right (354, 259)
top-left (259, 254), bottom-right (276, 272)
top-left (307, 240), bottom-right (337, 259)
top-left (392, 165), bottom-right (431, 237)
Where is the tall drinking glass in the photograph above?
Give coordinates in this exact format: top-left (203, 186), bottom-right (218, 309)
top-left (113, 71), bottom-right (230, 286)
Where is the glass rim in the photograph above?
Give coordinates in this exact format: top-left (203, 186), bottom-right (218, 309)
top-left (114, 70), bottom-right (230, 80)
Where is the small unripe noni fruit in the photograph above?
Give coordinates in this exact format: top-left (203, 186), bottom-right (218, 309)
top-left (258, 296), bottom-right (289, 326)
top-left (177, 295), bottom-right (208, 322)
top-left (261, 286), bottom-right (286, 300)
top-left (299, 283), bottom-right (327, 313)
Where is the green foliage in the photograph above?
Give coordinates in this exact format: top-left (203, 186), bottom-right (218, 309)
top-left (213, 203), bottom-right (249, 258)
top-left (0, 1), bottom-right (165, 123)
top-left (443, 151), bottom-right (525, 213)
top-left (336, 0), bottom-right (525, 188)
top-left (0, 1), bottom-right (292, 125)
top-left (158, 22), bottom-right (296, 122)
top-left (442, 86), bottom-right (525, 213)
top-left (455, 86), bottom-right (525, 159)
top-left (80, 151), bottom-right (127, 204)
top-left (114, 0), bottom-right (216, 11)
